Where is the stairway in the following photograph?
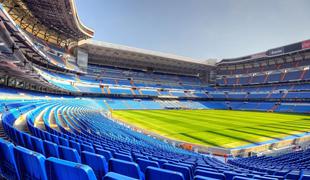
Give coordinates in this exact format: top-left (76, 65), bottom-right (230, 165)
top-left (101, 86), bottom-right (105, 94)
top-left (130, 88), bottom-right (136, 95)
top-left (269, 103), bottom-right (279, 112)
top-left (300, 69), bottom-right (308, 80)
top-left (280, 71), bottom-right (287, 81)
top-left (106, 86), bottom-right (111, 94)
top-left (0, 115), bottom-right (10, 141)
top-left (138, 89), bottom-right (143, 95)
top-left (264, 74), bottom-right (269, 83)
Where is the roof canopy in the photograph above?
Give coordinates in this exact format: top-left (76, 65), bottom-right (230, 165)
top-left (79, 40), bottom-right (213, 76)
top-left (2, 0), bottom-right (94, 47)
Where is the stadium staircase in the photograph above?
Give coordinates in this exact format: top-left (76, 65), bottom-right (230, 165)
top-left (269, 103), bottom-right (280, 112)
top-left (280, 71), bottom-right (287, 81)
top-left (263, 74), bottom-right (269, 83)
top-left (138, 89), bottom-right (143, 95)
top-left (130, 88), bottom-right (136, 95)
top-left (103, 100), bottom-right (112, 111)
top-left (301, 69), bottom-right (308, 80)
top-left (106, 86), bottom-right (111, 94)
top-left (282, 92), bottom-right (288, 99)
top-left (100, 86), bottom-right (106, 94)
top-left (0, 115), bottom-right (10, 141)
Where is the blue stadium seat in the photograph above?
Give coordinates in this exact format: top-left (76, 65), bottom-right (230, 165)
top-left (136, 158), bottom-right (159, 173)
top-left (43, 140), bottom-right (59, 158)
top-left (22, 133), bottom-right (33, 150)
top-left (114, 152), bottom-right (133, 162)
top-left (81, 151), bottom-right (108, 179)
top-left (103, 172), bottom-right (139, 180)
top-left (45, 157), bottom-right (97, 180)
top-left (108, 158), bottom-right (143, 179)
top-left (194, 170), bottom-right (225, 180)
top-left (224, 171), bottom-right (244, 180)
top-left (14, 146), bottom-right (47, 180)
top-left (31, 136), bottom-right (45, 155)
top-left (233, 176), bottom-right (252, 180)
top-left (96, 148), bottom-right (113, 161)
top-left (162, 163), bottom-right (192, 180)
top-left (0, 139), bottom-right (19, 179)
top-left (81, 143), bottom-right (95, 153)
top-left (285, 170), bottom-right (300, 180)
top-left (58, 145), bottom-right (81, 163)
top-left (58, 137), bottom-right (69, 146)
top-left (69, 140), bottom-right (81, 154)
top-left (194, 175), bottom-right (216, 180)
top-left (145, 166), bottom-right (184, 180)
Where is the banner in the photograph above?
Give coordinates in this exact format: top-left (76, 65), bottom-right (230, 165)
top-left (284, 43), bottom-right (301, 53)
top-left (302, 40), bottom-right (310, 49)
top-left (267, 47), bottom-right (284, 56)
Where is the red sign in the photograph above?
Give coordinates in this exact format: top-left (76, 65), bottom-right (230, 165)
top-left (302, 40), bottom-right (310, 49)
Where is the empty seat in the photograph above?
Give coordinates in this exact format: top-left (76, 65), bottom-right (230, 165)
top-left (233, 176), bottom-right (252, 180)
top-left (109, 158), bottom-right (143, 179)
top-left (114, 152), bottom-right (133, 162)
top-left (22, 133), bottom-right (33, 150)
top-left (81, 151), bottom-right (108, 179)
top-left (0, 139), bottom-right (19, 179)
top-left (58, 145), bottom-right (81, 163)
top-left (285, 170), bottom-right (300, 180)
top-left (162, 163), bottom-right (191, 180)
top-left (69, 140), bottom-right (81, 154)
top-left (103, 172), bottom-right (139, 180)
top-left (81, 143), bottom-right (95, 153)
top-left (43, 140), bottom-right (59, 158)
top-left (58, 137), bottom-right (69, 146)
top-left (224, 171), bottom-right (243, 180)
top-left (96, 148), bottom-right (113, 161)
top-left (14, 146), bottom-right (47, 180)
top-left (194, 170), bottom-right (225, 180)
top-left (194, 175), bottom-right (214, 180)
top-left (136, 158), bottom-right (159, 173)
top-left (45, 157), bottom-right (96, 180)
top-left (145, 166), bottom-right (184, 180)
top-left (31, 136), bottom-right (45, 155)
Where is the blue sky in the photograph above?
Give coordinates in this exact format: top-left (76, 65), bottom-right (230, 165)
top-left (75, 0), bottom-right (310, 60)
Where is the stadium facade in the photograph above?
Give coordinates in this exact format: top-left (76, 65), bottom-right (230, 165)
top-left (0, 0), bottom-right (309, 179)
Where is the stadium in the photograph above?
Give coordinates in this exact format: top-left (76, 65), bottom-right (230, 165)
top-left (0, 0), bottom-right (309, 180)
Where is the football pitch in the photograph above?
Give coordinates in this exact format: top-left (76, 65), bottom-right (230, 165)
top-left (112, 110), bottom-right (310, 148)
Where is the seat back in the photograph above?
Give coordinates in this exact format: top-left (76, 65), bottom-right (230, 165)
top-left (163, 163), bottom-right (191, 180)
top-left (195, 170), bottom-right (225, 180)
top-left (43, 140), bottom-right (59, 158)
top-left (145, 166), bottom-right (184, 180)
top-left (31, 136), bottom-right (45, 155)
top-left (81, 151), bottom-right (108, 179)
top-left (96, 148), bottom-right (113, 161)
top-left (109, 158), bottom-right (142, 179)
top-left (45, 157), bottom-right (97, 180)
top-left (69, 140), bottom-right (81, 154)
top-left (81, 143), bottom-right (95, 153)
top-left (14, 146), bottom-right (47, 180)
top-left (114, 152), bottom-right (133, 162)
top-left (103, 172), bottom-right (139, 180)
top-left (58, 145), bottom-right (81, 163)
top-left (224, 171), bottom-right (242, 180)
top-left (0, 139), bottom-right (19, 179)
top-left (136, 158), bottom-right (159, 173)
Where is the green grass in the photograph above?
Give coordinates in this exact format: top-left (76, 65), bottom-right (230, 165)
top-left (112, 110), bottom-right (310, 148)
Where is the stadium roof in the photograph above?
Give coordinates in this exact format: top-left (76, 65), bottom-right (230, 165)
top-left (217, 39), bottom-right (310, 65)
top-left (1, 0), bottom-right (94, 46)
top-left (79, 40), bottom-right (213, 75)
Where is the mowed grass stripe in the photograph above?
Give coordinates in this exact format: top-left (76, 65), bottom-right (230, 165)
top-left (112, 110), bottom-right (310, 148)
